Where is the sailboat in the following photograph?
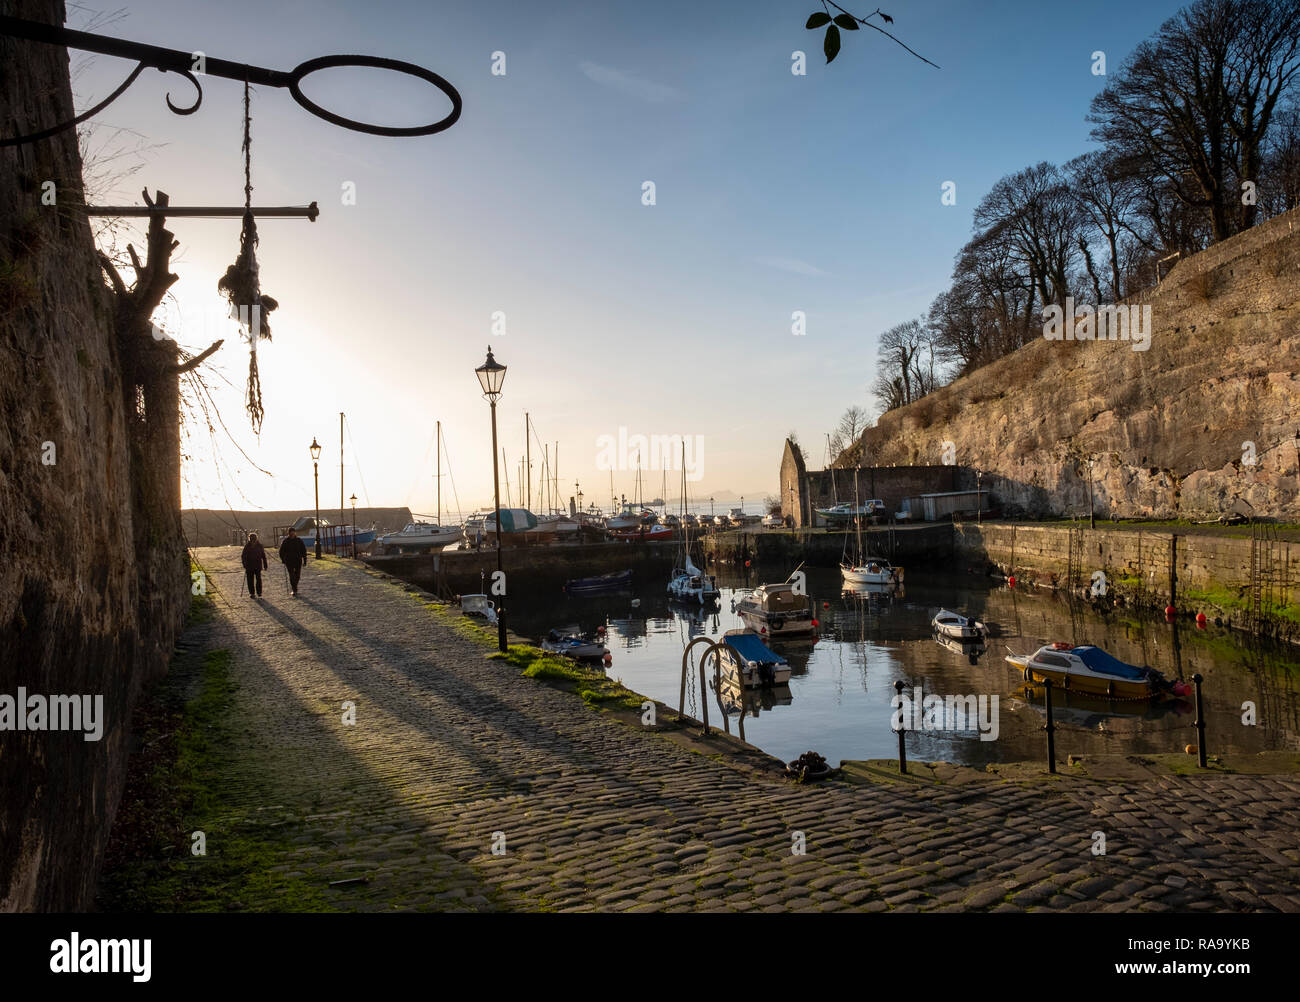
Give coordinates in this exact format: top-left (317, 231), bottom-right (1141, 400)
top-left (667, 445), bottom-right (720, 604)
top-left (378, 420), bottom-right (461, 552)
top-left (840, 466), bottom-right (902, 586)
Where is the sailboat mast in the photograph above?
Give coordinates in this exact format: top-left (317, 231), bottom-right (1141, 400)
top-left (436, 420), bottom-right (441, 526)
top-left (339, 412), bottom-right (345, 531)
top-left (525, 413), bottom-right (531, 511)
top-left (504, 448), bottom-right (511, 507)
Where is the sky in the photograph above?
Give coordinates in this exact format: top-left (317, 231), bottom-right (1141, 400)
top-left (66, 0), bottom-right (1188, 519)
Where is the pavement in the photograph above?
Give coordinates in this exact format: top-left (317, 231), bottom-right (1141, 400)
top-left (168, 546), bottom-right (1300, 912)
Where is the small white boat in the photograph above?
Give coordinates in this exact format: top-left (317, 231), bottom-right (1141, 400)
top-left (541, 628), bottom-right (608, 660)
top-left (604, 502), bottom-right (643, 531)
top-left (761, 513), bottom-right (783, 528)
top-left (459, 593), bottom-right (498, 625)
top-left (931, 608), bottom-right (987, 640)
top-left (716, 630), bottom-right (792, 688)
top-left (734, 581), bottom-right (815, 637)
top-left (668, 555), bottom-right (720, 604)
top-left (840, 558), bottom-right (900, 586)
top-left (379, 521), bottom-right (461, 552)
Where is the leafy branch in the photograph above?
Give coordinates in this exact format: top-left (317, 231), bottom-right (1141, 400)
top-left (806, 3), bottom-right (939, 68)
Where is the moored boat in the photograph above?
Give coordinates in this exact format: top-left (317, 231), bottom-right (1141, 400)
top-left (1005, 643), bottom-right (1192, 700)
top-left (932, 609), bottom-right (988, 640)
top-left (378, 521), bottom-right (462, 552)
top-left (734, 580), bottom-right (816, 637)
top-left (541, 627), bottom-right (609, 660)
top-left (841, 558), bottom-right (900, 586)
top-left (460, 593), bottom-right (498, 625)
top-left (564, 569), bottom-right (633, 595)
top-left (716, 629), bottom-right (792, 688)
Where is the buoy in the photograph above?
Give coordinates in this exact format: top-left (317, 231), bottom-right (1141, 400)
top-left (744, 560), bottom-right (751, 567)
top-left (760, 627), bottom-right (767, 634)
top-left (823, 601), bottom-right (830, 609)
top-left (1165, 605), bottom-right (1176, 617)
top-left (811, 618), bottom-right (819, 628)
top-left (603, 653), bottom-right (612, 666)
top-left (1195, 611), bottom-right (1207, 626)
top-left (1008, 575), bottom-right (1016, 588)
top-left (1184, 744), bottom-right (1196, 755)
top-left (596, 625), bottom-right (606, 634)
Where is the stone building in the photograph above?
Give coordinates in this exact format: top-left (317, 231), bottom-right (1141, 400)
top-left (779, 439), bottom-right (960, 527)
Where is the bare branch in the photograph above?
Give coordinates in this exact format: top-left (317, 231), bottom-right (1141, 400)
top-left (170, 339), bottom-right (224, 374)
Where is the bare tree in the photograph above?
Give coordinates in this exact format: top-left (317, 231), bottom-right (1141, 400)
top-left (827, 404), bottom-right (868, 458)
top-left (1090, 0), bottom-right (1300, 243)
top-left (973, 162), bottom-right (1081, 310)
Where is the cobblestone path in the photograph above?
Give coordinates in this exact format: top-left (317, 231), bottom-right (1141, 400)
top-left (185, 547), bottom-right (1300, 912)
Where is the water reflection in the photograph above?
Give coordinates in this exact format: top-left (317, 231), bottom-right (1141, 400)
top-left (501, 562), bottom-right (1300, 766)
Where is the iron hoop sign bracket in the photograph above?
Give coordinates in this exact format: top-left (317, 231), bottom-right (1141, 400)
top-left (0, 15), bottom-right (462, 146)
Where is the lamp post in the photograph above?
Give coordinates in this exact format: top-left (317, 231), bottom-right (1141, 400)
top-left (576, 482), bottom-right (583, 517)
top-left (476, 346), bottom-right (509, 653)
top-left (310, 437), bottom-right (323, 559)
top-left (349, 493), bottom-right (358, 558)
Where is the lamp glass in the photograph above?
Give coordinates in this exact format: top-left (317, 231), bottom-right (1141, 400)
top-left (475, 346), bottom-right (507, 399)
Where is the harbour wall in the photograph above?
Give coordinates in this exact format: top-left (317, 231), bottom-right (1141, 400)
top-left (955, 522), bottom-right (1299, 640)
top-left (364, 540), bottom-right (683, 596)
top-left (703, 524), bottom-right (954, 568)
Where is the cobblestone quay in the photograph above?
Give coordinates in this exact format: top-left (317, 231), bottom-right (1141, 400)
top-left (167, 547), bottom-right (1300, 912)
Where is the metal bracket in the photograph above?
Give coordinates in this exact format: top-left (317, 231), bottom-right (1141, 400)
top-left (0, 15), bottom-right (461, 146)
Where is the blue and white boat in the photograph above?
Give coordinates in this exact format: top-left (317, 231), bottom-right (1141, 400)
top-left (717, 629), bottom-right (792, 688)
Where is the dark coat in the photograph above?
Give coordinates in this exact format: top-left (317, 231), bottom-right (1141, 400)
top-left (241, 540), bottom-right (268, 571)
top-left (279, 535), bottom-right (308, 568)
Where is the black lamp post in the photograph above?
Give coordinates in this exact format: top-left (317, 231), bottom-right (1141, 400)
top-left (349, 493), bottom-right (358, 558)
top-left (310, 437), bottom-right (323, 559)
top-left (476, 346), bottom-right (509, 653)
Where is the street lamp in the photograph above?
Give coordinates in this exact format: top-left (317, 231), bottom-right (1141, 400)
top-left (576, 482), bottom-right (583, 516)
top-left (475, 346), bottom-right (509, 653)
top-left (310, 437), bottom-right (323, 559)
top-left (349, 493), bottom-right (358, 558)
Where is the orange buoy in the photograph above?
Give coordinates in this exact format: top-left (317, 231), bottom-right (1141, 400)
top-left (1184, 744), bottom-right (1196, 754)
top-left (602, 653), bottom-right (612, 666)
top-left (822, 601), bottom-right (830, 609)
top-left (1008, 575), bottom-right (1016, 588)
top-left (1195, 611), bottom-right (1207, 626)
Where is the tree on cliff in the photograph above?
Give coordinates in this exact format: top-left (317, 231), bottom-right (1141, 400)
top-left (1089, 0), bottom-right (1300, 243)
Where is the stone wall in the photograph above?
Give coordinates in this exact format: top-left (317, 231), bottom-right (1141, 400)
top-left (852, 207), bottom-right (1300, 520)
top-left (1, 0), bottom-right (188, 910)
top-left (955, 522), bottom-right (1299, 638)
top-left (779, 439), bottom-right (958, 527)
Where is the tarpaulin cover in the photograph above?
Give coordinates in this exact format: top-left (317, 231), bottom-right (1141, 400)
top-left (1072, 646), bottom-right (1147, 680)
top-left (723, 632), bottom-right (787, 665)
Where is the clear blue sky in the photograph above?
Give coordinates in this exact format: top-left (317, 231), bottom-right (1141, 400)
top-left (69, 0), bottom-right (1187, 517)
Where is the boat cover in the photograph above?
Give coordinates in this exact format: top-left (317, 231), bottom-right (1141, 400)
top-left (723, 632), bottom-right (787, 666)
top-left (1072, 646), bottom-right (1146, 680)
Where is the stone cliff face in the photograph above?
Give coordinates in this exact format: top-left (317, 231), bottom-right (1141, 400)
top-left (1, 0), bottom-right (188, 910)
top-left (855, 208), bottom-right (1300, 520)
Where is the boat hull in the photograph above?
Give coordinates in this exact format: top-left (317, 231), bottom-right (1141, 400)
top-left (736, 610), bottom-right (815, 636)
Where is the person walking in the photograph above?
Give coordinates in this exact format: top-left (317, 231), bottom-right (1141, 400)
top-left (279, 527), bottom-right (308, 597)
top-left (241, 532), bottom-right (268, 599)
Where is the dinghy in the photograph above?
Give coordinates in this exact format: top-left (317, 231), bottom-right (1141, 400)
top-left (932, 609), bottom-right (988, 640)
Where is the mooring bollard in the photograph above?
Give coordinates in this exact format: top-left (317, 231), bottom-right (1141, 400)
top-left (1043, 678), bottom-right (1057, 774)
top-left (893, 679), bottom-right (908, 775)
top-left (1192, 672), bottom-right (1207, 768)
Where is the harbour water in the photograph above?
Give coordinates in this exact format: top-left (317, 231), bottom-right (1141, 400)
top-left (506, 563), bottom-right (1300, 767)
